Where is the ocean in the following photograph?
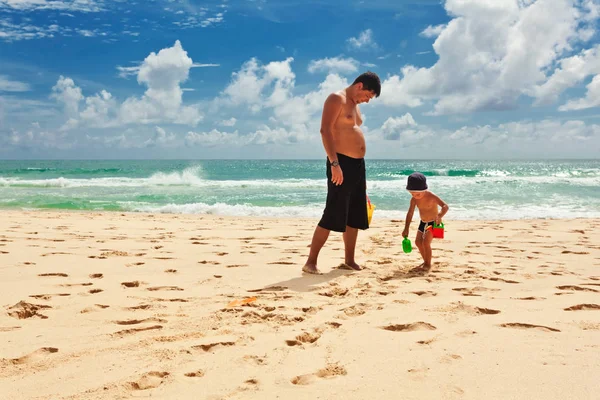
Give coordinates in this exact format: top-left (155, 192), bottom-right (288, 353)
top-left (0, 159), bottom-right (599, 220)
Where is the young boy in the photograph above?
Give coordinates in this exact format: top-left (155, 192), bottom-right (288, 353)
top-left (402, 172), bottom-right (449, 270)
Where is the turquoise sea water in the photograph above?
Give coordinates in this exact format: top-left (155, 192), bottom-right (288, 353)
top-left (0, 159), bottom-right (599, 220)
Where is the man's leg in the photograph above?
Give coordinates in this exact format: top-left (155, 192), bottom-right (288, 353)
top-left (303, 225), bottom-right (331, 274)
top-left (343, 226), bottom-right (361, 270)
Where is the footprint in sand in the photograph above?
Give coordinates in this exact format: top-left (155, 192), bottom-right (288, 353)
top-left (499, 323), bottom-right (560, 332)
top-left (192, 336), bottom-right (237, 352)
top-left (126, 262), bottom-right (145, 267)
top-left (115, 317), bottom-right (166, 325)
top-left (452, 286), bottom-right (500, 297)
top-left (7, 347), bottom-right (58, 365)
top-left (291, 364), bottom-right (347, 385)
top-left (88, 289), bottom-right (103, 294)
top-left (59, 282), bottom-right (93, 288)
top-left (121, 281), bottom-right (141, 288)
top-left (286, 330), bottom-right (322, 346)
top-left (128, 371), bottom-right (170, 390)
top-left (382, 322), bottom-right (436, 332)
top-left (38, 273), bottom-right (68, 277)
top-left (80, 304), bottom-right (110, 313)
top-left (564, 304), bottom-right (600, 311)
top-left (412, 290), bottom-right (437, 297)
top-left (29, 293), bottom-right (70, 300)
top-left (147, 286), bottom-right (183, 291)
top-left (556, 285), bottom-right (598, 293)
top-left (89, 273), bottom-right (103, 279)
top-left (184, 370), bottom-right (205, 378)
top-left (165, 269), bottom-right (177, 273)
top-left (7, 301), bottom-right (52, 319)
top-left (113, 325), bottom-right (163, 337)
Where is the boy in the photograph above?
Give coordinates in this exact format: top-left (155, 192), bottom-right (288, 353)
top-left (402, 172), bottom-right (449, 270)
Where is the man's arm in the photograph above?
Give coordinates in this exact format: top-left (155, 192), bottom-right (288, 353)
top-left (320, 93), bottom-right (342, 164)
top-left (402, 198), bottom-right (416, 237)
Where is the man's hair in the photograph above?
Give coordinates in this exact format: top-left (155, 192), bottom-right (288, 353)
top-left (352, 71), bottom-right (381, 97)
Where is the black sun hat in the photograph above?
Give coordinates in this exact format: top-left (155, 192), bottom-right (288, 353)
top-left (406, 172), bottom-right (428, 191)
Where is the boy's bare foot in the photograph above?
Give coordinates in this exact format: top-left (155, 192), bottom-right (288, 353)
top-left (344, 261), bottom-right (363, 271)
top-left (302, 264), bottom-right (322, 275)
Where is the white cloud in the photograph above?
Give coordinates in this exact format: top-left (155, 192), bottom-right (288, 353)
top-left (144, 126), bottom-right (176, 147)
top-left (420, 24), bottom-right (446, 38)
top-left (220, 117), bottom-right (237, 126)
top-left (379, 113), bottom-right (417, 140)
top-left (381, 0), bottom-right (600, 115)
top-left (373, 114), bottom-right (600, 151)
top-left (559, 74), bottom-right (600, 110)
top-left (185, 125), bottom-right (308, 147)
top-left (185, 128), bottom-right (240, 147)
top-left (51, 76), bottom-right (84, 116)
top-left (53, 41), bottom-right (203, 129)
top-left (0, 0), bottom-right (104, 12)
top-left (0, 18), bottom-right (68, 41)
top-left (346, 29), bottom-right (378, 51)
top-left (0, 126), bottom-right (73, 150)
top-left (220, 57), bottom-right (349, 128)
top-left (532, 44), bottom-right (600, 105)
top-left (308, 56), bottom-right (359, 74)
top-left (117, 40), bottom-right (203, 126)
top-left (0, 75), bottom-right (30, 91)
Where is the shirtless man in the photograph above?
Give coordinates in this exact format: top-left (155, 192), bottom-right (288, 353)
top-left (302, 71), bottom-right (381, 274)
top-left (402, 172), bottom-right (449, 270)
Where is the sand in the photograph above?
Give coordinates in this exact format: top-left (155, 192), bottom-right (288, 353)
top-left (0, 210), bottom-right (599, 400)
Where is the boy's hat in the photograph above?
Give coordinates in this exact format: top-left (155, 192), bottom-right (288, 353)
top-left (406, 172), bottom-right (428, 191)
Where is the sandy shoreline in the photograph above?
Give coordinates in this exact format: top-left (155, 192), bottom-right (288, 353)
top-left (1, 210), bottom-right (599, 399)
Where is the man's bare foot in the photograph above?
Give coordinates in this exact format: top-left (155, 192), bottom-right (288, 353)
top-left (302, 264), bottom-right (322, 275)
top-left (344, 261), bottom-right (362, 271)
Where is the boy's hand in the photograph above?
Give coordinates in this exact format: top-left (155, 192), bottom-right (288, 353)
top-left (435, 215), bottom-right (442, 225)
top-left (402, 228), bottom-right (409, 238)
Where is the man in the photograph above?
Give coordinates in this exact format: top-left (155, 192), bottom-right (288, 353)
top-left (303, 71), bottom-right (381, 274)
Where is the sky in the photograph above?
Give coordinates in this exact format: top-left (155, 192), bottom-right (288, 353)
top-left (1, 0), bottom-right (600, 159)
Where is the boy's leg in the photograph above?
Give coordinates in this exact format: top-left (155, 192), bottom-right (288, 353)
top-left (343, 226), bottom-right (361, 270)
top-left (303, 226), bottom-right (330, 274)
top-left (415, 231), bottom-right (425, 266)
top-left (422, 229), bottom-right (434, 268)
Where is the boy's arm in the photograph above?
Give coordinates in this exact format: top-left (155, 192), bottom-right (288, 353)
top-left (432, 193), bottom-right (449, 222)
top-left (402, 198), bottom-right (416, 237)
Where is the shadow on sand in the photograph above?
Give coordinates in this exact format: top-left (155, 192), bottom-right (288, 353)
top-left (249, 265), bottom-right (355, 293)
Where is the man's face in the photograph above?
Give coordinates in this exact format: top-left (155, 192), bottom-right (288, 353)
top-left (357, 88), bottom-right (376, 104)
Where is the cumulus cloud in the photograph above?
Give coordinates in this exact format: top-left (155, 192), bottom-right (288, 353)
top-left (420, 24), bottom-right (446, 38)
top-left (559, 74), bottom-right (600, 110)
top-left (51, 76), bottom-right (84, 116)
top-left (185, 124), bottom-right (309, 147)
top-left (346, 29), bottom-right (378, 51)
top-left (220, 57), bottom-right (349, 128)
top-left (533, 44), bottom-right (600, 106)
top-left (144, 126), bottom-right (177, 147)
top-left (53, 41), bottom-right (203, 129)
top-left (0, 75), bottom-right (30, 91)
top-left (220, 117), bottom-right (237, 126)
top-left (373, 113), bottom-right (600, 153)
top-left (381, 0), bottom-right (600, 115)
top-left (308, 57), bottom-right (359, 74)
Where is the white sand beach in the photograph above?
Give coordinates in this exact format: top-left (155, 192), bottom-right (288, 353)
top-left (1, 210), bottom-right (599, 399)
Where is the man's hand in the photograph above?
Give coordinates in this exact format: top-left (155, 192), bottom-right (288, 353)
top-left (402, 228), bottom-right (409, 238)
top-left (331, 165), bottom-right (343, 185)
top-left (435, 215), bottom-right (442, 225)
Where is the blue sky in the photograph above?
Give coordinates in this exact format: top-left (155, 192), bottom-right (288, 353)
top-left (1, 0), bottom-right (600, 159)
